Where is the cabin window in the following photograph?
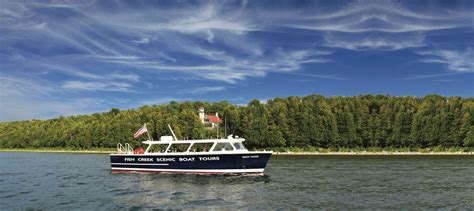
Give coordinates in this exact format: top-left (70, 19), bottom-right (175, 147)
top-left (189, 143), bottom-right (214, 152)
top-left (233, 142), bottom-right (247, 150)
top-left (167, 144), bottom-right (190, 153)
top-left (147, 144), bottom-right (168, 153)
top-left (213, 142), bottom-right (234, 151)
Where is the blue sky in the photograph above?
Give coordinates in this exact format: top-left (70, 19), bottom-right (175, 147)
top-left (1, 0), bottom-right (473, 121)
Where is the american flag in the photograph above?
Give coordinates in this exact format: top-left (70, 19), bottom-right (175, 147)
top-left (134, 124), bottom-right (148, 138)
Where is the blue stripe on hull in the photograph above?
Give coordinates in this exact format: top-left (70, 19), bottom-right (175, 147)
top-left (110, 153), bottom-right (271, 172)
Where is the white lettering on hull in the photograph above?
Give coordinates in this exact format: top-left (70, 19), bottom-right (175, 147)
top-left (123, 156), bottom-right (222, 163)
top-left (179, 157), bottom-right (195, 162)
top-left (199, 156), bottom-right (220, 161)
top-left (138, 158), bottom-right (154, 162)
top-left (156, 158), bottom-right (176, 162)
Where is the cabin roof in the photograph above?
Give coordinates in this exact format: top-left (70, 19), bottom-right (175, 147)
top-left (207, 115), bottom-right (222, 123)
top-left (143, 138), bottom-right (245, 145)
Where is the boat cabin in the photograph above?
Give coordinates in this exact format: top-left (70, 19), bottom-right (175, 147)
top-left (142, 135), bottom-right (248, 154)
top-left (117, 135), bottom-right (248, 155)
top-left (116, 125), bottom-right (249, 155)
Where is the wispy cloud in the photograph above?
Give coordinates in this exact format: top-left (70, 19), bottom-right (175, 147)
top-left (280, 5), bottom-right (469, 33)
top-left (323, 32), bottom-right (425, 51)
top-left (132, 37), bottom-right (150, 44)
top-left (0, 75), bottom-right (116, 121)
top-left (417, 48), bottom-right (474, 72)
top-left (283, 72), bottom-right (347, 80)
top-left (3, 0), bottom-right (469, 88)
top-left (1, 0), bottom-right (473, 120)
top-left (0, 75), bottom-right (57, 97)
top-left (184, 86), bottom-right (226, 95)
top-left (401, 72), bottom-right (463, 80)
top-left (108, 73), bottom-right (140, 82)
top-left (433, 79), bottom-right (455, 83)
top-left (62, 81), bottom-right (133, 92)
top-left (265, 1), bottom-right (473, 51)
top-left (121, 49), bottom-right (331, 83)
top-left (0, 1), bottom-right (334, 87)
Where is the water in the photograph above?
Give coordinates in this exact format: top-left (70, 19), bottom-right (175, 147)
top-left (1, 152), bottom-right (473, 209)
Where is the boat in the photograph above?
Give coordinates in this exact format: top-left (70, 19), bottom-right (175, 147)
top-left (110, 124), bottom-right (272, 175)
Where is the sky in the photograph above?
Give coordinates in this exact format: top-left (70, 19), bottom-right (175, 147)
top-left (0, 0), bottom-right (473, 121)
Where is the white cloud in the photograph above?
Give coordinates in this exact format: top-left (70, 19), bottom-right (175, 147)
top-left (132, 37), bottom-right (150, 44)
top-left (433, 79), bottom-right (455, 82)
top-left (323, 32), bottom-right (425, 51)
top-left (0, 76), bottom-right (111, 121)
top-left (284, 72), bottom-right (346, 80)
top-left (62, 81), bottom-right (133, 92)
top-left (105, 48), bottom-right (330, 83)
top-left (258, 98), bottom-right (268, 104)
top-left (401, 72), bottom-right (462, 80)
top-left (1, 0), bottom-right (473, 121)
top-left (184, 86), bottom-right (226, 95)
top-left (7, 0), bottom-right (456, 91)
top-left (275, 2), bottom-right (472, 33)
top-left (114, 5), bottom-right (255, 34)
top-left (266, 1), bottom-right (473, 51)
top-left (417, 48), bottom-right (474, 72)
top-left (108, 73), bottom-right (140, 82)
top-left (0, 75), bottom-right (57, 97)
top-left (1, 1), bottom-right (335, 87)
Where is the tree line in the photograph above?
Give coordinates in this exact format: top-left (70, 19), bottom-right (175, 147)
top-left (0, 94), bottom-right (473, 150)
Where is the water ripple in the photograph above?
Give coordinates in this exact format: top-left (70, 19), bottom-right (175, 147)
top-left (0, 153), bottom-right (473, 209)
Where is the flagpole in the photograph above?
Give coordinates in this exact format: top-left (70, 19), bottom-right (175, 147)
top-left (145, 123), bottom-right (153, 141)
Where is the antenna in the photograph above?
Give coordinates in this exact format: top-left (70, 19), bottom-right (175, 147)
top-left (168, 124), bottom-right (178, 141)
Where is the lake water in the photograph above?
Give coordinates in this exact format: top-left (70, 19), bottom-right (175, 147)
top-left (0, 152), bottom-right (473, 209)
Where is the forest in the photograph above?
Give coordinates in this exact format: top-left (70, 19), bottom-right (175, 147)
top-left (0, 94), bottom-right (473, 151)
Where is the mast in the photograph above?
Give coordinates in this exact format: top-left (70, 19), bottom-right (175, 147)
top-left (168, 124), bottom-right (178, 141)
top-left (145, 123), bottom-right (153, 141)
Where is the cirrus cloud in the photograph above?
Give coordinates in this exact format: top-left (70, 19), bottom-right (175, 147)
top-left (417, 48), bottom-right (474, 72)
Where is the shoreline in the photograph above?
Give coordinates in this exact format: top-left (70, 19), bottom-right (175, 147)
top-left (0, 148), bottom-right (472, 155)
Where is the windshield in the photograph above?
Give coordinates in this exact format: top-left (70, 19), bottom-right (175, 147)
top-left (213, 142), bottom-right (234, 151)
top-left (233, 142), bottom-right (247, 150)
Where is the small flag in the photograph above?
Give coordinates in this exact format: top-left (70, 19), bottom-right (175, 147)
top-left (134, 124), bottom-right (148, 138)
